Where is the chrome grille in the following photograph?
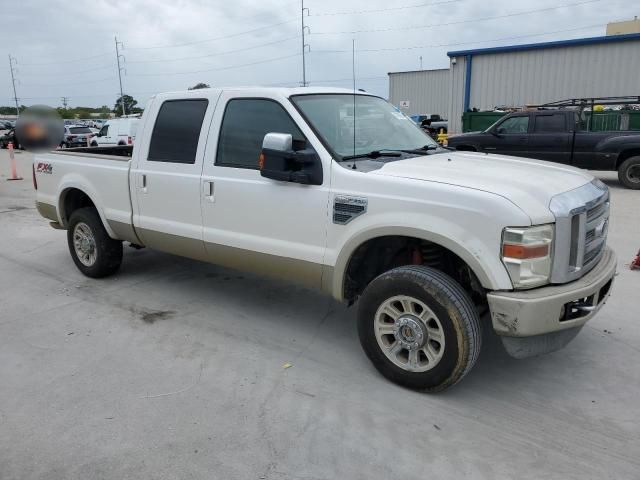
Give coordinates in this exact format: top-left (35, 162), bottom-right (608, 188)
top-left (549, 179), bottom-right (609, 284)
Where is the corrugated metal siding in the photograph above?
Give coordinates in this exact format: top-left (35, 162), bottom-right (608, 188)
top-left (447, 57), bottom-right (466, 134)
top-left (388, 69), bottom-right (450, 117)
top-left (468, 41), bottom-right (640, 110)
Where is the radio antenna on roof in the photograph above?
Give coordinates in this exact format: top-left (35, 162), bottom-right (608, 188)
top-left (351, 38), bottom-right (357, 169)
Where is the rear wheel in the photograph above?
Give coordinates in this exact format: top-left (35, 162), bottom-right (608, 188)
top-left (357, 265), bottom-right (481, 392)
top-left (67, 207), bottom-right (122, 278)
top-left (618, 156), bottom-right (640, 190)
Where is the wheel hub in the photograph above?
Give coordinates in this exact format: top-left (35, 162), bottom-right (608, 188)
top-left (393, 316), bottom-right (426, 350)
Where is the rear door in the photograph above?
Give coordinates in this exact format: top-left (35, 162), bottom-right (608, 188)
top-left (131, 92), bottom-right (220, 260)
top-left (482, 114), bottom-right (530, 157)
top-left (526, 113), bottom-right (572, 164)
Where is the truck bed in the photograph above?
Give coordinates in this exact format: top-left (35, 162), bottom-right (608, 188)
top-left (35, 148), bottom-right (134, 234)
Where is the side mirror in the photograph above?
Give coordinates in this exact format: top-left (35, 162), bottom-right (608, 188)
top-left (491, 127), bottom-right (504, 136)
top-left (259, 132), bottom-right (322, 186)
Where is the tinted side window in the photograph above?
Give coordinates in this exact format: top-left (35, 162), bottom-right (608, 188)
top-left (216, 99), bottom-right (305, 169)
top-left (148, 99), bottom-right (208, 164)
top-left (534, 114), bottom-right (566, 133)
top-left (498, 116), bottom-right (529, 134)
top-left (99, 125), bottom-right (108, 136)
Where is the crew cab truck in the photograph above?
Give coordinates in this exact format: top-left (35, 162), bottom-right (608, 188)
top-left (447, 109), bottom-right (640, 189)
top-left (34, 87), bottom-right (617, 391)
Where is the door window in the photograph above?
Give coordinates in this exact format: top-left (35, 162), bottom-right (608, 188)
top-left (534, 114), bottom-right (566, 132)
top-left (216, 98), bottom-right (305, 169)
top-left (99, 125), bottom-right (108, 136)
top-left (497, 116), bottom-right (529, 134)
top-left (148, 99), bottom-right (209, 164)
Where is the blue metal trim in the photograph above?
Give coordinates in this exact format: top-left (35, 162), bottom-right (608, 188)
top-left (463, 55), bottom-right (472, 112)
top-left (447, 33), bottom-right (640, 57)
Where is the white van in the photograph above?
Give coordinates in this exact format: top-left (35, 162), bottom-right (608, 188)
top-left (91, 118), bottom-right (139, 147)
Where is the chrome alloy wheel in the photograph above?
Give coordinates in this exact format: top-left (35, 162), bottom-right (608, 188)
top-left (374, 295), bottom-right (445, 372)
top-left (73, 222), bottom-right (97, 267)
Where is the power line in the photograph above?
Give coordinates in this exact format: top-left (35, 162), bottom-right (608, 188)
top-left (311, 24), bottom-right (603, 54)
top-left (126, 35), bottom-right (300, 64)
top-left (21, 76), bottom-right (118, 88)
top-left (310, 0), bottom-right (603, 35)
top-left (310, 0), bottom-right (462, 17)
top-left (18, 64), bottom-right (114, 76)
top-left (127, 53), bottom-right (300, 77)
top-left (124, 18), bottom-right (298, 50)
top-left (20, 52), bottom-right (112, 66)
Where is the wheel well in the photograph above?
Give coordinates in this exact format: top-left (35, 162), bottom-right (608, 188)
top-left (61, 188), bottom-right (96, 225)
top-left (454, 145), bottom-right (477, 152)
top-left (343, 236), bottom-right (486, 306)
top-left (616, 149), bottom-right (640, 169)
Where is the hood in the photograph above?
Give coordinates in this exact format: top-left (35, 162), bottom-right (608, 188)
top-left (371, 151), bottom-right (594, 223)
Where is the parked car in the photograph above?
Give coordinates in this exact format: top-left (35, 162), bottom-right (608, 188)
top-left (90, 117), bottom-right (139, 147)
top-left (0, 129), bottom-right (20, 148)
top-left (447, 109), bottom-right (640, 189)
top-left (60, 125), bottom-right (94, 148)
top-left (34, 87), bottom-right (615, 392)
top-left (0, 120), bottom-right (14, 130)
top-left (410, 113), bottom-right (448, 137)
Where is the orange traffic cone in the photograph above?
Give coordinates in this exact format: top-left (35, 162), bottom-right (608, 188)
top-left (7, 142), bottom-right (23, 181)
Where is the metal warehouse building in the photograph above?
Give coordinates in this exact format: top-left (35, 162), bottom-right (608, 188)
top-left (389, 33), bottom-right (640, 134)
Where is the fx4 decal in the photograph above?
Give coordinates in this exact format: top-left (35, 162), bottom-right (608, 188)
top-left (36, 162), bottom-right (53, 174)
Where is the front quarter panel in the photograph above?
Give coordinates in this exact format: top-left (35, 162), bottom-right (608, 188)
top-left (326, 165), bottom-right (531, 300)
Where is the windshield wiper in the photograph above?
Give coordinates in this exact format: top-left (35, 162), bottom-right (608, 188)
top-left (340, 150), bottom-right (403, 161)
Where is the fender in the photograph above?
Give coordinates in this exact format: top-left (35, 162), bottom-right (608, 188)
top-left (56, 174), bottom-right (117, 239)
top-left (329, 224), bottom-right (513, 302)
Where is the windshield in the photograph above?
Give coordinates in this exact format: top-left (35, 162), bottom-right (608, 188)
top-left (291, 94), bottom-right (438, 159)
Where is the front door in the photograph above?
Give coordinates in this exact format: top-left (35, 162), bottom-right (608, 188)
top-left (482, 115), bottom-right (530, 157)
top-left (200, 92), bottom-right (331, 289)
top-left (132, 93), bottom-right (219, 260)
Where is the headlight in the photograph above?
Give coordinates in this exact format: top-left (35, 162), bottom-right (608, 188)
top-left (502, 224), bottom-right (554, 289)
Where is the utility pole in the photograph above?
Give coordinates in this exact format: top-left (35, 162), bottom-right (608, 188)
top-left (8, 55), bottom-right (19, 117)
top-left (114, 36), bottom-right (126, 116)
top-left (61, 96), bottom-right (69, 109)
top-left (301, 0), bottom-right (310, 86)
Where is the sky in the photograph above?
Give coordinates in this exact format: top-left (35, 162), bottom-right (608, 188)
top-left (2, 0), bottom-right (636, 109)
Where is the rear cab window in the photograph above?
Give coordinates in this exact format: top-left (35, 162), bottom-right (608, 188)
top-left (534, 113), bottom-right (566, 132)
top-left (148, 99), bottom-right (209, 164)
top-left (69, 127), bottom-right (91, 134)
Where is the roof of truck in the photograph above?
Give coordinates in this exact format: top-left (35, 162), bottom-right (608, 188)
top-left (151, 86), bottom-right (378, 99)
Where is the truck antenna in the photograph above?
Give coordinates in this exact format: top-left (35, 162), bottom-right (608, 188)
top-left (351, 38), bottom-right (357, 170)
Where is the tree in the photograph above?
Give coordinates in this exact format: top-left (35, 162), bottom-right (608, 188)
top-left (113, 95), bottom-right (139, 116)
top-left (188, 82), bottom-right (210, 90)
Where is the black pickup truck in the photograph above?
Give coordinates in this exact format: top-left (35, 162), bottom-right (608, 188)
top-left (448, 110), bottom-right (640, 189)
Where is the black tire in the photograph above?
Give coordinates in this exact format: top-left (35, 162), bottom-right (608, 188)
top-left (60, 142), bottom-right (68, 149)
top-left (90, 141), bottom-right (98, 147)
top-left (357, 265), bottom-right (481, 392)
top-left (67, 207), bottom-right (123, 278)
top-left (618, 156), bottom-right (640, 190)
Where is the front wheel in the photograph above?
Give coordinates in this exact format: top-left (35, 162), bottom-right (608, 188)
top-left (357, 265), bottom-right (481, 392)
top-left (618, 156), bottom-right (640, 190)
top-left (67, 207), bottom-right (123, 278)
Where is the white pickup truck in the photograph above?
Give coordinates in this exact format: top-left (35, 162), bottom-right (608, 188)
top-left (34, 87), bottom-right (616, 391)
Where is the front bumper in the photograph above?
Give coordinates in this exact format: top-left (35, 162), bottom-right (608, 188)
top-left (487, 246), bottom-right (616, 338)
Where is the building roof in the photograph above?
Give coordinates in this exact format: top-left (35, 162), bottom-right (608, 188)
top-left (447, 32), bottom-right (640, 57)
